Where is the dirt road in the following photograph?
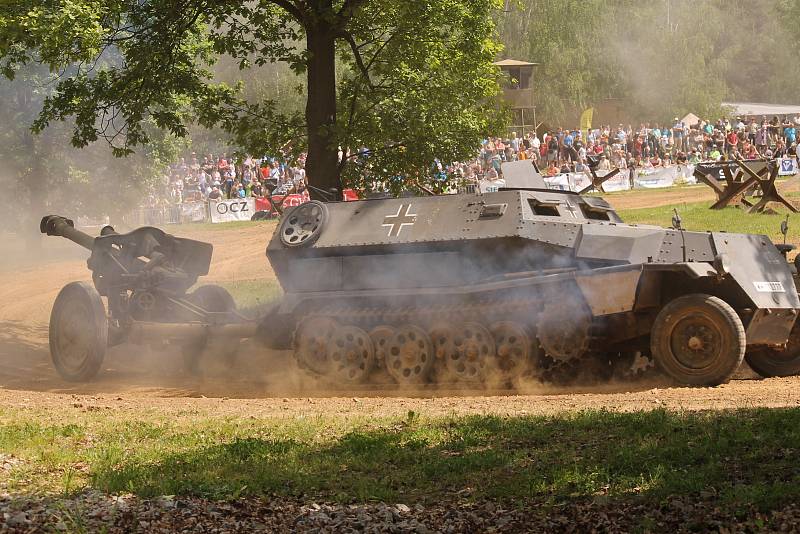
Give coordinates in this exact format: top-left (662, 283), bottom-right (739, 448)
top-left (3, 191), bottom-right (800, 415)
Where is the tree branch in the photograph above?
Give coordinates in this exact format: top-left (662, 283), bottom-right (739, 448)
top-left (337, 0), bottom-right (367, 21)
top-left (339, 31), bottom-right (374, 90)
top-left (268, 0), bottom-right (306, 24)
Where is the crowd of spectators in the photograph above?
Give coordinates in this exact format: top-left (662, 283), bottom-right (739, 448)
top-left (145, 152), bottom-right (308, 207)
top-left (145, 115), bottom-right (800, 206)
top-left (466, 115), bottom-right (800, 181)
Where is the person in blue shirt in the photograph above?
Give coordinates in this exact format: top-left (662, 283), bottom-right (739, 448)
top-left (672, 118), bottom-right (684, 152)
top-left (785, 125), bottom-right (797, 145)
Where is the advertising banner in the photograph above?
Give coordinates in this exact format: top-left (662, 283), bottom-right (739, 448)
top-left (779, 157), bottom-right (798, 176)
top-left (209, 198), bottom-right (256, 223)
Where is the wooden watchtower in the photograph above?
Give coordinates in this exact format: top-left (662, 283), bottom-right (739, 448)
top-left (494, 59), bottom-right (539, 137)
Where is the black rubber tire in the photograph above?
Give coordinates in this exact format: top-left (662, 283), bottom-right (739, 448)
top-left (49, 282), bottom-right (108, 382)
top-left (651, 294), bottom-right (745, 387)
top-left (183, 285), bottom-right (237, 375)
top-left (745, 322), bottom-right (800, 377)
top-left (189, 284), bottom-right (236, 313)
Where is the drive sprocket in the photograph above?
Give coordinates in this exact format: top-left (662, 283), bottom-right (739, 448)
top-left (538, 298), bottom-right (592, 363)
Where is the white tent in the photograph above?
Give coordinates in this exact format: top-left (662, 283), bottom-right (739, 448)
top-left (722, 102), bottom-right (800, 118)
top-left (680, 113), bottom-right (701, 126)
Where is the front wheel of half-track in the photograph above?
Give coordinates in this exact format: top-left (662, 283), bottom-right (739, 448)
top-left (745, 320), bottom-right (800, 378)
top-left (651, 294), bottom-right (745, 387)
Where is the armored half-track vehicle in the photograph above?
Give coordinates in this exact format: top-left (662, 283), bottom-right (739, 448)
top-left (264, 161), bottom-right (800, 387)
top-left (42, 161), bottom-right (800, 388)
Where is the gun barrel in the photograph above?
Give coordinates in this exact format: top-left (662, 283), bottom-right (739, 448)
top-left (39, 215), bottom-right (96, 251)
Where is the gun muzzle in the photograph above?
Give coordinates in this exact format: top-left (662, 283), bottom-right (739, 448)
top-left (39, 215), bottom-right (96, 251)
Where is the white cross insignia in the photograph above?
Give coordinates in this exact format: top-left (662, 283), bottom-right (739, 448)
top-left (382, 204), bottom-right (417, 237)
top-left (563, 201), bottom-right (579, 218)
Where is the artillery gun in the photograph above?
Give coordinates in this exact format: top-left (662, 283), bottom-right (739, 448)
top-left (42, 161), bottom-right (800, 387)
top-left (40, 215), bottom-right (253, 380)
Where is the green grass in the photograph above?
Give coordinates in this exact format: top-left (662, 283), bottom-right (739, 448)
top-left (618, 202), bottom-right (800, 243)
top-left (216, 279), bottom-right (283, 312)
top-left (2, 407), bottom-right (800, 512)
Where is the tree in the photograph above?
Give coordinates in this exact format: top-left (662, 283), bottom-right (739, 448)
top-left (0, 0), bottom-right (506, 200)
top-left (0, 64), bottom-right (187, 237)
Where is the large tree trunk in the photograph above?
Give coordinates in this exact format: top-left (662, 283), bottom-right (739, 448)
top-left (305, 26), bottom-right (341, 201)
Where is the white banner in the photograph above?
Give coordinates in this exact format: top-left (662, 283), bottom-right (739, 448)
top-left (209, 198), bottom-right (256, 223)
top-left (599, 172), bottom-right (631, 192)
top-left (180, 202), bottom-right (208, 222)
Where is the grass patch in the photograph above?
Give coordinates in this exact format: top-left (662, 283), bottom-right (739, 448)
top-left (2, 407), bottom-right (800, 511)
top-left (216, 279), bottom-right (283, 312)
top-left (618, 202), bottom-right (800, 242)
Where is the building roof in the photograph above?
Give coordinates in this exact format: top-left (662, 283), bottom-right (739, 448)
top-left (493, 59), bottom-right (540, 67)
top-left (722, 102), bottom-right (800, 117)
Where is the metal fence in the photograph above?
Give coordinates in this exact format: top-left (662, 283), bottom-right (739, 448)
top-left (123, 202), bottom-right (209, 227)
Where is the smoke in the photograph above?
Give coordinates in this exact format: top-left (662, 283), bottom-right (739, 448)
top-left (0, 183), bottom-right (674, 399)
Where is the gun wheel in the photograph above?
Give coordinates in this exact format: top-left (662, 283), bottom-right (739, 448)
top-left (385, 325), bottom-right (434, 384)
top-left (50, 282), bottom-right (107, 382)
top-left (328, 326), bottom-right (375, 383)
top-left (183, 285), bottom-right (238, 375)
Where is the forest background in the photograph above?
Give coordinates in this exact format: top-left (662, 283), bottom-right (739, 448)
top-left (1, 0), bottom-right (799, 224)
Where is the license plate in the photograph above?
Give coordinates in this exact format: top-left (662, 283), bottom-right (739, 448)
top-left (754, 281), bottom-right (785, 293)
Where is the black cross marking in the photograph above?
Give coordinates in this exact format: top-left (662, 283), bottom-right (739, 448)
top-left (382, 204), bottom-right (417, 237)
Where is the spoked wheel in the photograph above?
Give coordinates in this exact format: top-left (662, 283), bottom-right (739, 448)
top-left (369, 325), bottom-right (396, 372)
top-left (651, 294), bottom-right (745, 386)
top-left (385, 325), bottom-right (434, 384)
top-left (294, 317), bottom-right (339, 375)
top-left (183, 284), bottom-right (238, 375)
top-left (745, 321), bottom-right (800, 377)
top-left (278, 201), bottom-right (328, 247)
top-left (488, 321), bottom-right (535, 382)
top-left (327, 326), bottom-right (375, 383)
top-left (49, 282), bottom-right (108, 382)
top-left (443, 322), bottom-right (493, 382)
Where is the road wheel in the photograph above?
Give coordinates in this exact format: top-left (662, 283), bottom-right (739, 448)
top-left (49, 282), bottom-right (108, 381)
top-left (327, 326), bottom-right (375, 383)
top-left (442, 322), bottom-right (492, 382)
top-left (488, 321), bottom-right (536, 383)
top-left (651, 294), bottom-right (744, 386)
top-left (294, 317), bottom-right (339, 375)
top-left (745, 321), bottom-right (800, 377)
top-left (385, 325), bottom-right (434, 384)
top-left (183, 285), bottom-right (238, 375)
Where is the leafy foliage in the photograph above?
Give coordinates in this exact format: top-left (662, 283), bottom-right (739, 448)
top-left (498, 0), bottom-right (800, 126)
top-left (0, 0), bottom-right (507, 195)
top-left (0, 64), bottom-right (187, 229)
